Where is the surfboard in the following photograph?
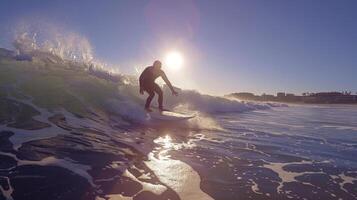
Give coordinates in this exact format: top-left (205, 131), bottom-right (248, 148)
top-left (148, 110), bottom-right (195, 121)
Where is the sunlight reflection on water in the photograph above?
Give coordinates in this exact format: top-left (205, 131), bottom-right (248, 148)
top-left (145, 134), bottom-right (214, 200)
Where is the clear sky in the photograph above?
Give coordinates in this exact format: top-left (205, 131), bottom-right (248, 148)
top-left (1, 0), bottom-right (357, 95)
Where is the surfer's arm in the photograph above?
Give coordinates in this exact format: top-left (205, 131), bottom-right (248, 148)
top-left (161, 72), bottom-right (178, 95)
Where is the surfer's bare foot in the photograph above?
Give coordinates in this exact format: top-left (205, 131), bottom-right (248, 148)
top-left (145, 107), bottom-right (153, 112)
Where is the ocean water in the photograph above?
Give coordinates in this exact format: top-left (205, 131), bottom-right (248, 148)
top-left (148, 104), bottom-right (357, 200)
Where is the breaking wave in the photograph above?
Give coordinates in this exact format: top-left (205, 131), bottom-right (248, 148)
top-left (4, 21), bottom-right (275, 126)
top-left (13, 20), bottom-right (94, 64)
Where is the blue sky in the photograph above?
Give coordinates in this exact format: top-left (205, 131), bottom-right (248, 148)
top-left (1, 0), bottom-right (357, 95)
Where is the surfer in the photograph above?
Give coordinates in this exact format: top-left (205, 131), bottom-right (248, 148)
top-left (139, 60), bottom-right (178, 112)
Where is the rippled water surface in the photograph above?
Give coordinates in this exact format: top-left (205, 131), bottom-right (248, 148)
top-left (158, 104), bottom-right (357, 200)
top-left (1, 101), bottom-right (357, 200)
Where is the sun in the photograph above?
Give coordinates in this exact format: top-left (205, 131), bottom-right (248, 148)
top-left (164, 51), bottom-right (184, 71)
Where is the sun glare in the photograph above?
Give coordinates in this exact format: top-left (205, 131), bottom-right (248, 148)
top-left (164, 51), bottom-right (184, 71)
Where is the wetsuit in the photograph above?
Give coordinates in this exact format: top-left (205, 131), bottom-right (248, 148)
top-left (139, 66), bottom-right (173, 109)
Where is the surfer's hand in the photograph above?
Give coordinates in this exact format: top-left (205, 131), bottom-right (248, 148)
top-left (140, 88), bottom-right (144, 95)
top-left (172, 90), bottom-right (178, 96)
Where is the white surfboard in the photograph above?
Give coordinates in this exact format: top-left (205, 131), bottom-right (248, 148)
top-left (148, 110), bottom-right (195, 121)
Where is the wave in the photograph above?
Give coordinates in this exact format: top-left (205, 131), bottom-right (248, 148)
top-left (104, 83), bottom-right (272, 127)
top-left (163, 87), bottom-right (270, 113)
top-left (13, 20), bottom-right (94, 64)
top-left (0, 21), bottom-right (277, 127)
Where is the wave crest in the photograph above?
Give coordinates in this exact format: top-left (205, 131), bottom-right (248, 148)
top-left (13, 20), bottom-right (94, 64)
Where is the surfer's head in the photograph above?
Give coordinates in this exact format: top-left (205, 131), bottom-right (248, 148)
top-left (153, 60), bottom-right (162, 69)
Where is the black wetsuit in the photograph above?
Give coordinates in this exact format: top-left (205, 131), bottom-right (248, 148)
top-left (139, 66), bottom-right (172, 109)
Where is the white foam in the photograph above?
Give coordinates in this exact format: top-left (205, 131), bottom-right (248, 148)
top-left (19, 157), bottom-right (94, 186)
top-left (2, 97), bottom-right (68, 150)
top-left (105, 194), bottom-right (133, 200)
top-left (105, 99), bottom-right (148, 123)
top-left (321, 125), bottom-right (357, 131)
top-left (123, 169), bottom-right (167, 195)
top-left (263, 160), bottom-right (328, 194)
top-left (138, 173), bottom-right (151, 180)
top-left (0, 176), bottom-right (14, 200)
top-left (103, 164), bottom-right (167, 200)
top-left (0, 124), bottom-right (67, 151)
top-left (0, 151), bottom-right (94, 186)
top-left (250, 179), bottom-right (263, 195)
top-left (164, 87), bottom-right (270, 114)
top-left (332, 172), bottom-right (357, 197)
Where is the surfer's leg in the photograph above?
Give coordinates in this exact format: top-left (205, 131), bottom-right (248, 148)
top-left (145, 90), bottom-right (155, 109)
top-left (153, 84), bottom-right (163, 110)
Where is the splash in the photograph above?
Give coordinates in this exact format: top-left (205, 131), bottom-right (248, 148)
top-left (10, 20), bottom-right (124, 81)
top-left (13, 21), bottom-right (94, 64)
top-left (164, 87), bottom-right (270, 114)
